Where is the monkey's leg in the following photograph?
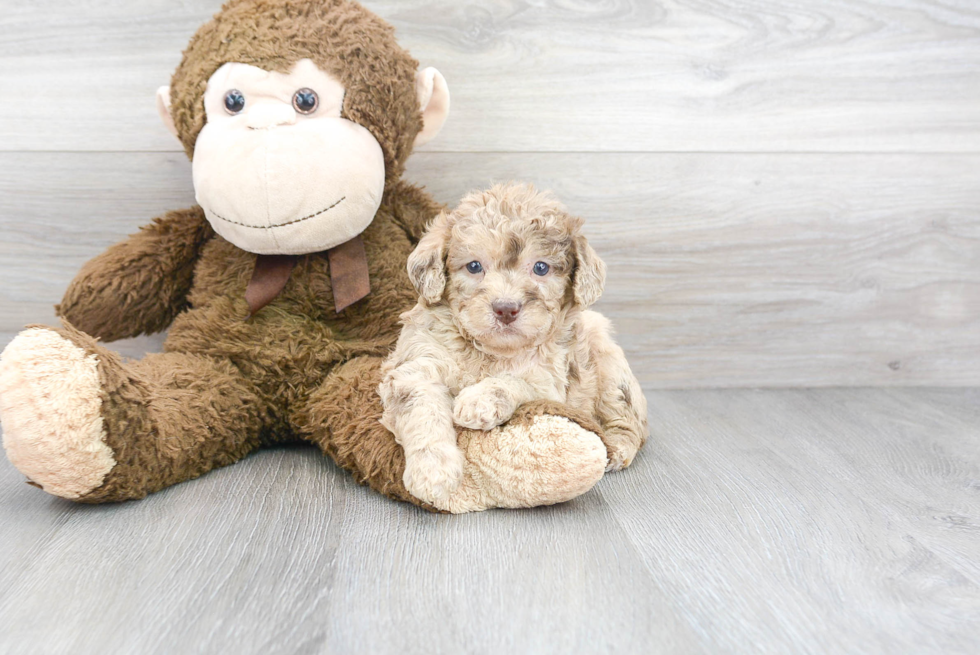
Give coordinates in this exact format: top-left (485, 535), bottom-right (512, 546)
top-left (292, 356), bottom-right (608, 513)
top-left (0, 324), bottom-right (268, 502)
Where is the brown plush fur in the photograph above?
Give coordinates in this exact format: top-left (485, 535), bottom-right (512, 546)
top-left (58, 207), bottom-right (214, 342)
top-left (51, 0), bottom-right (443, 504)
top-left (26, 0), bottom-right (606, 509)
top-left (58, 181), bottom-right (441, 505)
top-left (46, 322), bottom-right (269, 503)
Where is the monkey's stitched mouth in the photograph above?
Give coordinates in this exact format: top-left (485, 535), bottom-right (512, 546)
top-left (203, 196), bottom-right (346, 229)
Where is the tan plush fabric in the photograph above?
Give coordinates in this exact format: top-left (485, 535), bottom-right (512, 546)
top-left (413, 67), bottom-right (450, 147)
top-left (445, 412), bottom-right (608, 514)
top-left (191, 60), bottom-right (388, 255)
top-left (0, 329), bottom-right (115, 499)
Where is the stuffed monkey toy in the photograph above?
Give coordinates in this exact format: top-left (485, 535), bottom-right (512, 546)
top-left (0, 0), bottom-right (609, 513)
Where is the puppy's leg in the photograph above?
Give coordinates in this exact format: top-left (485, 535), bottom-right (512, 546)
top-left (583, 312), bottom-right (649, 471)
top-left (453, 375), bottom-right (554, 431)
top-left (379, 359), bottom-right (465, 505)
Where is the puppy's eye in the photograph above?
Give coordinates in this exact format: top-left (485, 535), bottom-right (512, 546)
top-left (292, 88), bottom-right (318, 114)
top-left (466, 261), bottom-right (483, 274)
top-left (533, 261), bottom-right (550, 276)
top-left (224, 90), bottom-right (245, 114)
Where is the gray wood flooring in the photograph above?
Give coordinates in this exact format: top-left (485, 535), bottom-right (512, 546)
top-left (1, 386), bottom-right (978, 654)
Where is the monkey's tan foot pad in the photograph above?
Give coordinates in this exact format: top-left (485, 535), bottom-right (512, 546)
top-left (437, 414), bottom-right (607, 514)
top-left (0, 328), bottom-right (115, 499)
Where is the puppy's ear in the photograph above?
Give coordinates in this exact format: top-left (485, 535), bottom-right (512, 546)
top-left (572, 235), bottom-right (606, 308)
top-left (407, 211), bottom-right (451, 305)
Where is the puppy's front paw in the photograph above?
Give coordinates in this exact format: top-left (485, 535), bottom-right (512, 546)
top-left (403, 443), bottom-right (465, 505)
top-left (452, 382), bottom-right (515, 431)
top-left (603, 428), bottom-right (643, 472)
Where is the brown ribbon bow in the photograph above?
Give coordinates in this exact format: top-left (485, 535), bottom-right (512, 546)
top-left (244, 235), bottom-right (371, 316)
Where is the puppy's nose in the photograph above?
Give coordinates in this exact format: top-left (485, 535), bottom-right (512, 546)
top-left (492, 300), bottom-right (522, 325)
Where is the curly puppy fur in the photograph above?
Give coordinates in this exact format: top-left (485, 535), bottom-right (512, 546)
top-left (379, 183), bottom-right (649, 505)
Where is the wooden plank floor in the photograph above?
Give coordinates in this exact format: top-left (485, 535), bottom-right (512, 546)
top-left (1, 386), bottom-right (977, 654)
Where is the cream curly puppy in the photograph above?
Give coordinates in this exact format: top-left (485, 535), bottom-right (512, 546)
top-left (379, 183), bottom-right (648, 505)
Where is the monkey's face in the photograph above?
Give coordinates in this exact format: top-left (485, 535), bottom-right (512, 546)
top-left (187, 59), bottom-right (385, 255)
top-left (160, 0), bottom-right (450, 256)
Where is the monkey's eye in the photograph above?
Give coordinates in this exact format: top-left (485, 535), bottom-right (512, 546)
top-left (292, 88), bottom-right (319, 114)
top-left (533, 261), bottom-right (550, 276)
top-left (466, 261), bottom-right (483, 274)
top-left (223, 90), bottom-right (245, 114)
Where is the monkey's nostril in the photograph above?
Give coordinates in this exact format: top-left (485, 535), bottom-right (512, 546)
top-left (491, 300), bottom-right (522, 325)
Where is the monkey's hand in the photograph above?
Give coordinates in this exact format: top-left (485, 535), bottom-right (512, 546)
top-left (57, 207), bottom-right (212, 342)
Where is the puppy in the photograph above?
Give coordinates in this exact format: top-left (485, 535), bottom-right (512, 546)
top-left (379, 183), bottom-right (648, 505)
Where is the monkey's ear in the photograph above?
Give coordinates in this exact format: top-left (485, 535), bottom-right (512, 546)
top-left (407, 211), bottom-right (452, 305)
top-left (572, 235), bottom-right (607, 308)
top-left (156, 86), bottom-right (179, 139)
top-left (414, 68), bottom-right (450, 147)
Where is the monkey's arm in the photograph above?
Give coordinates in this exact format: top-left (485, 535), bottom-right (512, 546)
top-left (57, 206), bottom-right (214, 342)
top-left (383, 180), bottom-right (447, 243)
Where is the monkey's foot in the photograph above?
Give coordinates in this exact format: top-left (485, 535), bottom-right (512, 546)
top-left (0, 328), bottom-right (116, 499)
top-left (436, 404), bottom-right (607, 514)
